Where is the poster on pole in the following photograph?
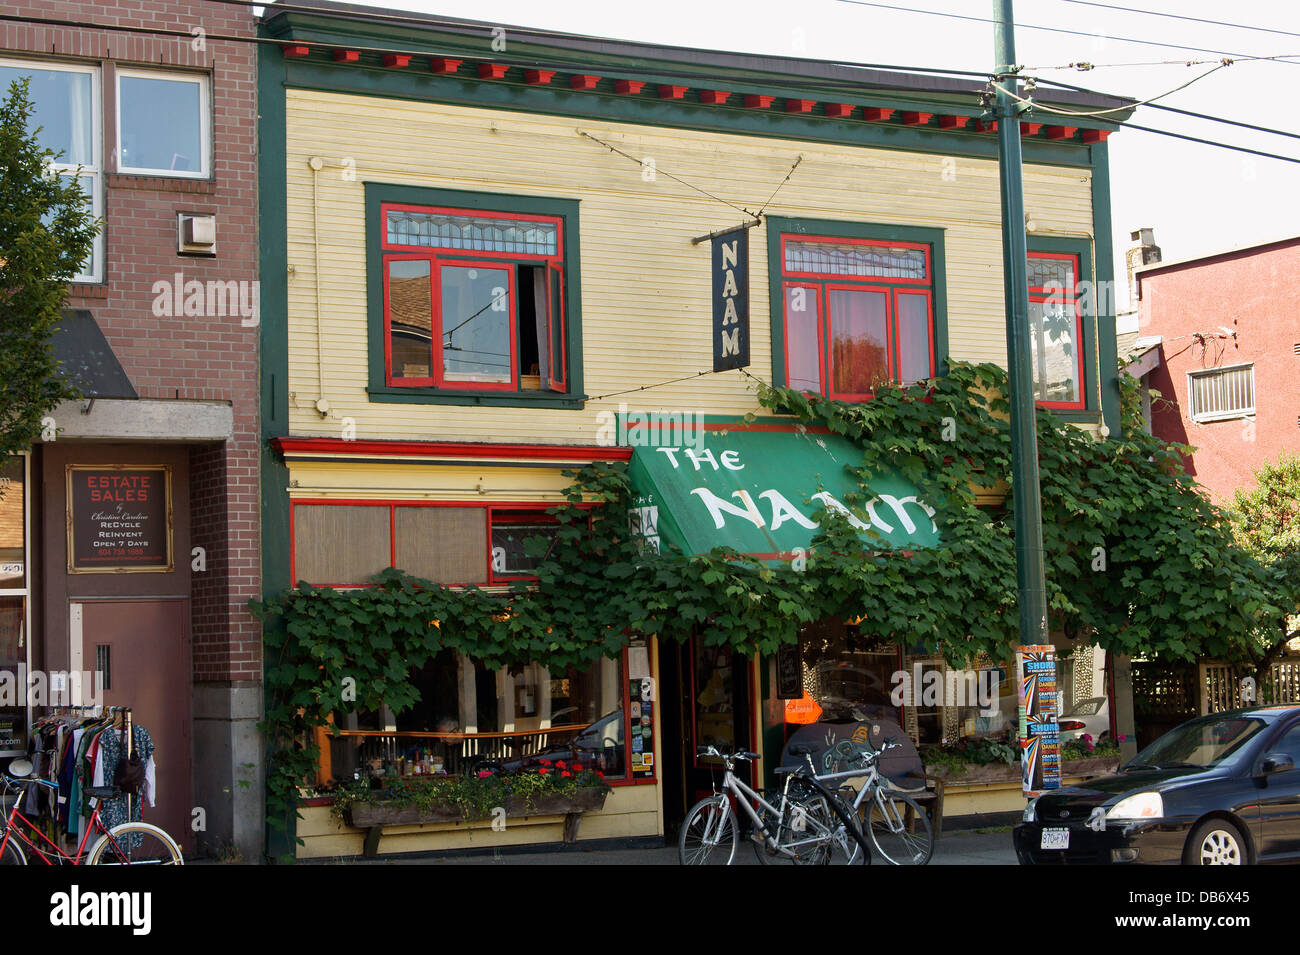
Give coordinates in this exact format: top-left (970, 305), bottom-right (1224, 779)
top-left (1016, 645), bottom-right (1061, 795)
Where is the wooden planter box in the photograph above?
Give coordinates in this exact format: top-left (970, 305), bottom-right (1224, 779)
top-left (924, 756), bottom-right (1119, 786)
top-left (346, 786), bottom-right (608, 828)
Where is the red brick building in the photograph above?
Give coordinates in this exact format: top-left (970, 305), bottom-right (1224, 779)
top-left (1, 1), bottom-right (261, 858)
top-left (1133, 234), bottom-right (1300, 504)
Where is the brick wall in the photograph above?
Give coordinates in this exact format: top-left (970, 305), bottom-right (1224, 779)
top-left (3, 0), bottom-right (261, 681)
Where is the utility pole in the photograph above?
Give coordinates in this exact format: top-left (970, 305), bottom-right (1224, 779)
top-left (993, 0), bottom-right (1050, 646)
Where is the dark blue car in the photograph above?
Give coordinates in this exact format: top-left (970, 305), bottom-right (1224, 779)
top-left (1014, 704), bottom-right (1300, 865)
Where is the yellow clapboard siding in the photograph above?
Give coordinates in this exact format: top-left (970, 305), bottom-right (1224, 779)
top-left (284, 89), bottom-right (1095, 444)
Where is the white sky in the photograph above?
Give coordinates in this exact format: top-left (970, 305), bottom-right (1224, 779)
top-left (329, 0), bottom-right (1300, 310)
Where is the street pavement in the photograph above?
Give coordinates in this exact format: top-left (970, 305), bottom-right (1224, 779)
top-left (330, 825), bottom-right (1017, 865)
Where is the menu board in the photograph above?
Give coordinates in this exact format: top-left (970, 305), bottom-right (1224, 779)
top-left (1016, 645), bottom-right (1061, 795)
top-left (629, 678), bottom-right (655, 778)
top-left (67, 466), bottom-right (173, 573)
top-left (776, 643), bottom-right (802, 699)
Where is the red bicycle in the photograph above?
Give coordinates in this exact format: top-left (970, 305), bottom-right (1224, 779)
top-left (0, 758), bottom-right (183, 865)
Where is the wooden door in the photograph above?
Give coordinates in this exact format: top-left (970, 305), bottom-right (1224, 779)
top-left (73, 598), bottom-right (192, 852)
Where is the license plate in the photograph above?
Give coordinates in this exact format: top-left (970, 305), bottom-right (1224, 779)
top-left (1040, 828), bottom-right (1069, 850)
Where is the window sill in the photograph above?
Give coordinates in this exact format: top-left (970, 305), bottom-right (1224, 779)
top-left (106, 173), bottom-right (216, 194)
top-left (65, 283), bottom-right (109, 299)
top-left (367, 387), bottom-right (587, 409)
top-left (1191, 412), bottom-right (1254, 424)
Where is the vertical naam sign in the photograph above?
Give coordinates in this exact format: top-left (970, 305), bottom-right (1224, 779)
top-left (711, 227), bottom-right (749, 371)
top-left (1017, 645), bottom-right (1061, 795)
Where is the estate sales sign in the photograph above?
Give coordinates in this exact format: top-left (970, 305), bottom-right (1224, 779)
top-left (68, 466), bottom-right (173, 573)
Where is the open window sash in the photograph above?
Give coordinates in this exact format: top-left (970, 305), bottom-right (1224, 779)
top-left (545, 263), bottom-right (567, 393)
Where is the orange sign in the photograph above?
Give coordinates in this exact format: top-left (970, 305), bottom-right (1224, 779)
top-left (784, 692), bottom-right (823, 725)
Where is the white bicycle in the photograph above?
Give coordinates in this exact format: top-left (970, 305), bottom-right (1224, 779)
top-left (677, 746), bottom-right (871, 865)
top-left (795, 741), bottom-right (935, 865)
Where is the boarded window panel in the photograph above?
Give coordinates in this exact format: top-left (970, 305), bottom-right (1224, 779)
top-left (294, 505), bottom-right (391, 585)
top-left (396, 507), bottom-right (488, 584)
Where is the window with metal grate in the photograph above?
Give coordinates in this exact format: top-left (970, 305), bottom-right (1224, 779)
top-left (1187, 364), bottom-right (1255, 422)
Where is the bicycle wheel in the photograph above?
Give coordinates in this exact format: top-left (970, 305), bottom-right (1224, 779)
top-left (678, 796), bottom-right (737, 865)
top-left (88, 822), bottom-right (184, 866)
top-left (754, 792), bottom-right (834, 865)
top-left (868, 790), bottom-right (933, 865)
top-left (0, 835), bottom-right (27, 865)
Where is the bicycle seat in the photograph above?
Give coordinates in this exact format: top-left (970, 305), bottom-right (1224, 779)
top-left (84, 786), bottom-right (122, 800)
top-left (788, 743), bottom-right (820, 756)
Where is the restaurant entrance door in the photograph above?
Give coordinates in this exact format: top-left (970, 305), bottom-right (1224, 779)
top-left (660, 636), bottom-right (754, 833)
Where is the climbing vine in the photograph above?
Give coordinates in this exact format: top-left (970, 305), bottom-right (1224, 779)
top-left (252, 361), bottom-right (1281, 856)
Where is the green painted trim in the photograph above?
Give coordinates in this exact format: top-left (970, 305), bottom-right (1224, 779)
top-left (763, 216), bottom-right (949, 389)
top-left (272, 57), bottom-right (1096, 169)
top-left (364, 183), bottom-right (585, 406)
top-left (257, 41), bottom-right (297, 862)
top-left (1089, 142), bottom-right (1121, 437)
top-left (1027, 234), bottom-right (1098, 416)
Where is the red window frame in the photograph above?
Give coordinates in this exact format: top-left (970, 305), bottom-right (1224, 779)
top-left (781, 282), bottom-right (824, 394)
top-left (383, 253), bottom-right (436, 387)
top-left (379, 202), bottom-right (566, 393)
top-left (487, 504), bottom-right (559, 584)
top-left (824, 281), bottom-right (893, 402)
top-left (779, 234), bottom-right (936, 401)
top-left (435, 257), bottom-right (518, 391)
top-left (1027, 251), bottom-right (1085, 411)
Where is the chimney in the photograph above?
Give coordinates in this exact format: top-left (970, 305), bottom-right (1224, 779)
top-left (1126, 227), bottom-right (1161, 303)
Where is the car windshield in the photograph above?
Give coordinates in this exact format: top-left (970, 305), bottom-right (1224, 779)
top-left (1127, 716), bottom-right (1268, 770)
top-left (1064, 698), bottom-right (1103, 717)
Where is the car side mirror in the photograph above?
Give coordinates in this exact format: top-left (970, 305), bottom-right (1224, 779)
top-left (1261, 753), bottom-right (1295, 775)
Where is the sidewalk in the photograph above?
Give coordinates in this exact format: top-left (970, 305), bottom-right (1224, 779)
top-left (331, 826), bottom-right (1017, 865)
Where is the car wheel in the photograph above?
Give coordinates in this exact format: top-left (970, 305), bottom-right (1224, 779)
top-left (1184, 819), bottom-right (1247, 866)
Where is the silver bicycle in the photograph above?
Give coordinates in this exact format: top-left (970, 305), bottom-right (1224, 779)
top-left (677, 746), bottom-right (871, 865)
top-left (790, 740), bottom-right (934, 865)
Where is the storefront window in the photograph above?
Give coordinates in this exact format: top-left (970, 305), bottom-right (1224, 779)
top-left (797, 618), bottom-right (899, 724)
top-left (330, 652), bottom-right (630, 783)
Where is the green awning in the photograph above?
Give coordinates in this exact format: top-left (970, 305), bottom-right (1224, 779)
top-left (626, 418), bottom-right (938, 560)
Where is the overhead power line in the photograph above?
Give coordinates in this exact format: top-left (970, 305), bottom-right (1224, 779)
top-left (835, 0), bottom-right (1300, 66)
top-left (1002, 63), bottom-right (1230, 118)
top-left (1056, 0), bottom-right (1300, 41)
top-left (1038, 75), bottom-right (1300, 143)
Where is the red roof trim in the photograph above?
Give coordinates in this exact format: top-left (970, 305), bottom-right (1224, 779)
top-left (524, 69), bottom-right (556, 85)
top-left (658, 84), bottom-right (688, 99)
top-left (699, 90), bottom-right (731, 104)
top-left (429, 57), bottom-right (462, 74)
top-left (282, 45), bottom-right (311, 58)
top-left (381, 53), bottom-right (411, 68)
top-left (785, 98), bottom-right (815, 113)
top-left (477, 63), bottom-right (509, 79)
top-left (614, 79), bottom-right (646, 95)
top-left (824, 103), bottom-right (854, 118)
top-left (332, 50), bottom-right (360, 63)
top-left (1044, 125), bottom-right (1079, 140)
top-left (860, 107), bottom-right (895, 122)
top-left (571, 74), bottom-right (601, 90)
top-left (938, 115), bottom-right (971, 130)
top-left (900, 111), bottom-right (933, 126)
top-left (744, 94), bottom-right (775, 109)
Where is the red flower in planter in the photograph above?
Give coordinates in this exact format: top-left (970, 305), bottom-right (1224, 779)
top-left (477, 770), bottom-right (493, 779)
top-left (561, 771), bottom-right (571, 778)
top-left (556, 760), bottom-right (567, 769)
top-left (538, 769), bottom-right (550, 775)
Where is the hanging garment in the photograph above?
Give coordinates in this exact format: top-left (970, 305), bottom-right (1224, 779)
top-left (93, 724), bottom-right (156, 846)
